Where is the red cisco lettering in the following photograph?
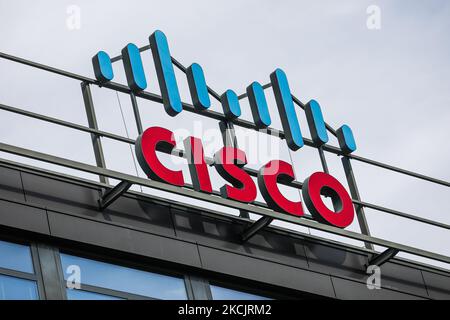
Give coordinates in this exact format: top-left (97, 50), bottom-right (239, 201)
top-left (136, 127), bottom-right (355, 229)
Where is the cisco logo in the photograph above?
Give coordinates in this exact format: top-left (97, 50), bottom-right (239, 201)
top-left (92, 30), bottom-right (356, 155)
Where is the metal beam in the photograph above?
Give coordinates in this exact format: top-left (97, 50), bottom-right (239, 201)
top-left (342, 156), bottom-right (373, 250)
top-left (318, 146), bottom-right (329, 174)
top-left (98, 180), bottom-right (132, 210)
top-left (368, 248), bottom-right (399, 267)
top-left (0, 102), bottom-right (134, 145)
top-left (241, 216), bottom-right (274, 242)
top-left (81, 82), bottom-right (108, 184)
top-left (219, 120), bottom-right (250, 219)
top-left (219, 121), bottom-right (239, 149)
top-left (353, 199), bottom-right (450, 230)
top-left (130, 92), bottom-right (143, 134)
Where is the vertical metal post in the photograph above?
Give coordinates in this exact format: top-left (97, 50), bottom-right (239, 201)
top-left (318, 146), bottom-right (329, 174)
top-left (219, 121), bottom-right (238, 148)
top-left (342, 156), bottom-right (373, 250)
top-left (30, 244), bottom-right (46, 300)
top-left (218, 121), bottom-right (250, 219)
top-left (130, 92), bottom-right (143, 134)
top-left (35, 244), bottom-right (67, 300)
top-left (81, 82), bottom-right (109, 184)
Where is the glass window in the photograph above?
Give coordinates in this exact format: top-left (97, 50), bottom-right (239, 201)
top-left (66, 289), bottom-right (122, 300)
top-left (211, 285), bottom-right (270, 300)
top-left (60, 253), bottom-right (187, 300)
top-left (0, 274), bottom-right (38, 300)
top-left (0, 240), bottom-right (34, 273)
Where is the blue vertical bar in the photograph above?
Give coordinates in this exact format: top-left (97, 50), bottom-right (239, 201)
top-left (221, 89), bottom-right (241, 119)
top-left (149, 30), bottom-right (182, 116)
top-left (270, 68), bottom-right (304, 150)
top-left (337, 125), bottom-right (357, 154)
top-left (247, 81), bottom-right (271, 128)
top-left (187, 63), bottom-right (211, 110)
top-left (304, 99), bottom-right (328, 146)
top-left (92, 51), bottom-right (114, 83)
top-left (122, 43), bottom-right (147, 92)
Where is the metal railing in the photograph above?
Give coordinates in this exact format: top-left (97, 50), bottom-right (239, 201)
top-left (0, 50), bottom-right (449, 269)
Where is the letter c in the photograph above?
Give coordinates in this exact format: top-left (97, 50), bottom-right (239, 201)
top-left (135, 126), bottom-right (184, 186)
top-left (258, 160), bottom-right (303, 216)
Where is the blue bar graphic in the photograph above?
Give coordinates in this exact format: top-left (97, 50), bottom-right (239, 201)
top-left (337, 125), bottom-right (357, 154)
top-left (221, 90), bottom-right (241, 119)
top-left (149, 30), bottom-right (182, 116)
top-left (187, 63), bottom-right (211, 110)
top-left (305, 99), bottom-right (328, 146)
top-left (122, 43), bottom-right (147, 92)
top-left (247, 82), bottom-right (271, 128)
top-left (92, 51), bottom-right (114, 83)
top-left (270, 68), bottom-right (304, 150)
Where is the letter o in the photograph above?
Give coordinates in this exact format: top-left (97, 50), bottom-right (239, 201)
top-left (302, 172), bottom-right (354, 228)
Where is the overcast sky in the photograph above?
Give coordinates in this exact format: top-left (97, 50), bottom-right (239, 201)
top-left (0, 0), bottom-right (448, 268)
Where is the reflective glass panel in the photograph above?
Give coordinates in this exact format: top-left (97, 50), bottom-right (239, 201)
top-left (0, 275), bottom-right (38, 300)
top-left (211, 285), bottom-right (270, 300)
top-left (60, 254), bottom-right (187, 300)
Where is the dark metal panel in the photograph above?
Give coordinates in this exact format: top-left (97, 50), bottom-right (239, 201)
top-left (377, 262), bottom-right (428, 297)
top-left (0, 166), bottom-right (25, 202)
top-left (23, 170), bottom-right (175, 236)
top-left (172, 208), bottom-right (309, 269)
top-left (331, 276), bottom-right (426, 300)
top-left (172, 207), bottom-right (245, 245)
top-left (197, 245), bottom-right (335, 298)
top-left (341, 156), bottom-right (373, 250)
top-left (422, 270), bottom-right (450, 299)
top-left (0, 199), bottom-right (49, 234)
top-left (47, 211), bottom-right (202, 268)
top-left (128, 228), bottom-right (202, 268)
top-left (21, 172), bottom-right (101, 217)
top-left (106, 197), bottom-right (175, 236)
top-left (305, 240), bottom-right (429, 297)
top-left (304, 240), bottom-right (369, 281)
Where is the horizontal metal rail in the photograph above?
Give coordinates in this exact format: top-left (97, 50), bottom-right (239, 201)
top-left (2, 51), bottom-right (446, 188)
top-left (0, 140), bottom-right (448, 265)
top-left (0, 100), bottom-right (447, 230)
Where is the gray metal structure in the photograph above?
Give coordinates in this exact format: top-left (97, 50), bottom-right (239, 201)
top-left (0, 49), bottom-right (448, 299)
